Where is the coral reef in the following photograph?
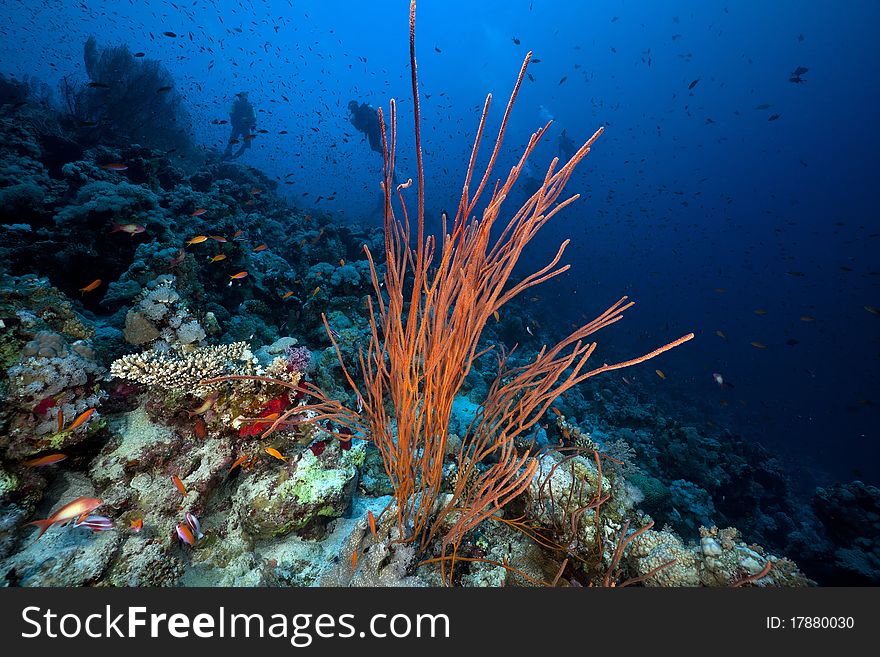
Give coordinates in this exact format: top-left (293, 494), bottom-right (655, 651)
top-left (0, 44), bottom-right (851, 589)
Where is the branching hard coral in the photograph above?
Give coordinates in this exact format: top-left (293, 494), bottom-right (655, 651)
top-left (205, 0), bottom-right (693, 584)
top-left (110, 341), bottom-right (253, 391)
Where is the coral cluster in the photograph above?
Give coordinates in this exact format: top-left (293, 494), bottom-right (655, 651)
top-left (0, 51), bottom-right (855, 589)
top-left (110, 341), bottom-right (252, 391)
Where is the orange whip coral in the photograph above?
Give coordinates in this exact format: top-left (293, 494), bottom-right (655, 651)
top-left (205, 0), bottom-right (693, 580)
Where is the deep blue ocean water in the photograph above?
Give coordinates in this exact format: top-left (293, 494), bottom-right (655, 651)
top-left (2, 0), bottom-right (877, 491)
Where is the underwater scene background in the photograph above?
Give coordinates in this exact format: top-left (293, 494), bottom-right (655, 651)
top-left (0, 0), bottom-right (876, 587)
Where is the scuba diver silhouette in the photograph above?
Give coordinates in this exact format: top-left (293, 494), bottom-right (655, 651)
top-left (557, 128), bottom-right (577, 161)
top-left (223, 91), bottom-right (257, 160)
top-left (348, 100), bottom-right (383, 155)
top-left (348, 99), bottom-right (399, 186)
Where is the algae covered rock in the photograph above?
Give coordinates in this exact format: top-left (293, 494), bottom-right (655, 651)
top-left (232, 440), bottom-right (365, 539)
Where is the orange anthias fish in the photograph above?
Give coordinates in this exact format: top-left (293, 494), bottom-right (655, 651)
top-left (252, 243), bottom-right (268, 252)
top-left (209, 254), bottom-right (227, 263)
top-left (111, 222), bottom-right (146, 236)
top-left (176, 523), bottom-right (195, 546)
top-left (27, 497), bottom-right (103, 540)
top-left (79, 279), bottom-right (102, 294)
top-left (208, 235), bottom-right (228, 243)
top-left (229, 271), bottom-right (249, 280)
top-left (280, 291), bottom-right (295, 300)
top-left (186, 235), bottom-right (209, 246)
top-left (655, 369), bottom-right (666, 380)
top-left (171, 474), bottom-right (188, 497)
top-left (194, 417), bottom-right (207, 440)
top-left (187, 391), bottom-right (219, 417)
top-left (22, 454), bottom-right (67, 468)
top-left (311, 286), bottom-right (320, 297)
top-left (100, 162), bottom-right (128, 171)
top-left (351, 549), bottom-right (359, 569)
top-left (265, 447), bottom-right (286, 461)
top-left (23, 453), bottom-right (67, 468)
top-left (190, 208), bottom-right (208, 216)
top-left (228, 454), bottom-right (250, 474)
top-left (130, 518), bottom-right (144, 532)
top-left (66, 408), bottom-right (96, 432)
top-left (367, 510), bottom-right (377, 540)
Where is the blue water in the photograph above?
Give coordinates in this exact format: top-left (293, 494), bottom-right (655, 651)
top-left (2, 0), bottom-right (877, 490)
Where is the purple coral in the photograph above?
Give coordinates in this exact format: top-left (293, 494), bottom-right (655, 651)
top-left (284, 345), bottom-right (312, 373)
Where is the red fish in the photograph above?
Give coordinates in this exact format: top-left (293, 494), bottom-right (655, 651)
top-left (194, 417), bottom-right (207, 439)
top-left (368, 510), bottom-right (377, 540)
top-left (66, 408), bottom-right (96, 432)
top-left (23, 453), bottom-right (66, 468)
top-left (187, 391), bottom-right (219, 416)
top-left (176, 523), bottom-right (195, 546)
top-left (228, 454), bottom-right (250, 474)
top-left (185, 512), bottom-right (204, 540)
top-left (171, 474), bottom-right (187, 497)
top-left (27, 497), bottom-right (103, 539)
top-left (73, 515), bottom-right (114, 532)
top-left (130, 518), bottom-right (144, 532)
top-left (101, 163), bottom-right (128, 171)
top-left (79, 279), bottom-right (102, 294)
top-left (190, 208), bottom-right (208, 216)
top-left (110, 222), bottom-right (145, 236)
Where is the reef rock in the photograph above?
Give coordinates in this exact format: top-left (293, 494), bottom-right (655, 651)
top-left (232, 439), bottom-right (365, 539)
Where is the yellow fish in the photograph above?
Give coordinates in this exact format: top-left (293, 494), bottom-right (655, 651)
top-left (265, 447), bottom-right (286, 461)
